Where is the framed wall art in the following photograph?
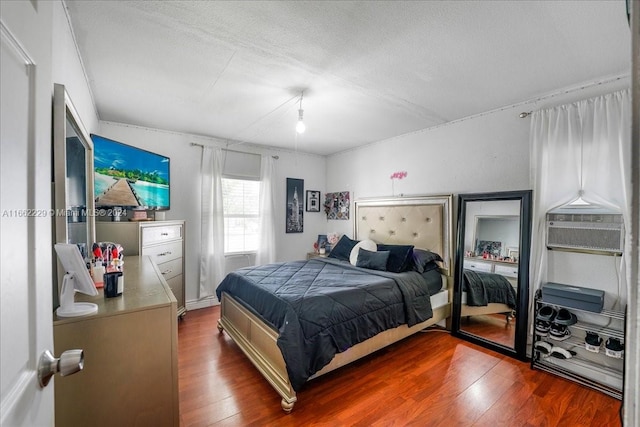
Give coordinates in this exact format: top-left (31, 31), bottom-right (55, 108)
top-left (306, 190), bottom-right (321, 212)
top-left (324, 191), bottom-right (350, 220)
top-left (286, 178), bottom-right (304, 233)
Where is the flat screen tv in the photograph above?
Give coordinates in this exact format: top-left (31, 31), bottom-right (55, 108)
top-left (92, 134), bottom-right (170, 210)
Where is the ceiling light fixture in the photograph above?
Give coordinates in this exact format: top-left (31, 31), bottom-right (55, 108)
top-left (296, 92), bottom-right (306, 134)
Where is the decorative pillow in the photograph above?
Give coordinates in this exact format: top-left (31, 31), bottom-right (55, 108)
top-left (328, 235), bottom-right (358, 262)
top-left (421, 260), bottom-right (441, 273)
top-left (356, 248), bottom-right (390, 271)
top-left (376, 244), bottom-right (414, 273)
top-left (412, 249), bottom-right (444, 273)
top-left (349, 239), bottom-right (377, 265)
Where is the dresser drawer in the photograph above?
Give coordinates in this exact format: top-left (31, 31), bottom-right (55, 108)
top-left (142, 224), bottom-right (183, 246)
top-left (141, 241), bottom-right (182, 264)
top-left (464, 260), bottom-right (492, 272)
top-left (156, 257), bottom-right (183, 281)
top-left (494, 264), bottom-right (518, 278)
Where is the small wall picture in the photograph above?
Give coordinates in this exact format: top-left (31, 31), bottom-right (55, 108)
top-left (306, 190), bottom-right (321, 212)
top-left (286, 178), bottom-right (304, 233)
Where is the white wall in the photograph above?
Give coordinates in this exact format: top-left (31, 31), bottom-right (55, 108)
top-left (51, 1), bottom-right (98, 133)
top-left (464, 200), bottom-right (520, 255)
top-left (326, 104), bottom-right (531, 238)
top-left (98, 122), bottom-right (327, 304)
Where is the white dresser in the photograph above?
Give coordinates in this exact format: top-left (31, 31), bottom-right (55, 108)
top-left (464, 257), bottom-right (518, 286)
top-left (96, 220), bottom-right (186, 317)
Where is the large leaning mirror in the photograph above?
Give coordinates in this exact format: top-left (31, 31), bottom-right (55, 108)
top-left (52, 83), bottom-right (95, 307)
top-left (452, 190), bottom-right (532, 360)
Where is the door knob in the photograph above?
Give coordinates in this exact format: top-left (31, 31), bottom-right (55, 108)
top-left (37, 349), bottom-right (84, 388)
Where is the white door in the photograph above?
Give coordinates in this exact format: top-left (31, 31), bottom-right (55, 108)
top-left (1, 3), bottom-right (55, 425)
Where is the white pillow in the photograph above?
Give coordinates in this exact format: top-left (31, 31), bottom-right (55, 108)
top-left (349, 239), bottom-right (377, 265)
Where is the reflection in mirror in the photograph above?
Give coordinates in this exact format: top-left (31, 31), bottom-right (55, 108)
top-left (52, 84), bottom-right (95, 308)
top-left (452, 191), bottom-right (532, 360)
top-left (65, 119), bottom-right (89, 246)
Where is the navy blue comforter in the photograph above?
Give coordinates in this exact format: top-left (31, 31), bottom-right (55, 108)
top-left (463, 269), bottom-right (517, 309)
top-left (215, 257), bottom-right (435, 391)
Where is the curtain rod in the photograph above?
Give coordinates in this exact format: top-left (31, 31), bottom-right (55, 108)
top-left (190, 142), bottom-right (279, 159)
top-left (518, 74), bottom-right (628, 118)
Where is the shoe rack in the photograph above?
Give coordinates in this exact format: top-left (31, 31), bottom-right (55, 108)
top-left (531, 290), bottom-right (625, 400)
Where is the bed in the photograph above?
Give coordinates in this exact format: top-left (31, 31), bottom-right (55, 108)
top-left (215, 195), bottom-right (453, 412)
top-left (460, 269), bottom-right (517, 321)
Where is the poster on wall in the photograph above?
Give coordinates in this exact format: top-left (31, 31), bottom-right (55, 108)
top-left (306, 190), bottom-right (321, 212)
top-left (324, 191), bottom-right (350, 220)
top-left (286, 178), bottom-right (304, 233)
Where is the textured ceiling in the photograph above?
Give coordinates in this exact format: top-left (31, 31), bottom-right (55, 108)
top-left (65, 1), bottom-right (631, 156)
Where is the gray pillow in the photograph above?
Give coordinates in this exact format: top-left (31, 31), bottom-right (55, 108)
top-left (376, 244), bottom-right (414, 273)
top-left (412, 249), bottom-right (444, 273)
top-left (328, 235), bottom-right (359, 262)
top-left (356, 248), bottom-right (390, 271)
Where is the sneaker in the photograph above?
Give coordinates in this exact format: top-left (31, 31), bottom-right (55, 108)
top-left (534, 340), bottom-right (552, 355)
top-left (535, 320), bottom-right (550, 336)
top-left (585, 331), bottom-right (603, 353)
top-left (549, 346), bottom-right (576, 360)
top-left (549, 323), bottom-right (571, 341)
top-left (605, 338), bottom-right (624, 359)
top-left (554, 308), bottom-right (577, 326)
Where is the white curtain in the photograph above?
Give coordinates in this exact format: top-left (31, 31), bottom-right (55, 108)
top-left (256, 155), bottom-right (276, 265)
top-left (530, 89), bottom-right (631, 301)
top-left (199, 147), bottom-right (226, 298)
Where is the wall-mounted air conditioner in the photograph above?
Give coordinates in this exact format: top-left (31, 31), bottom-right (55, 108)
top-left (546, 209), bottom-right (624, 255)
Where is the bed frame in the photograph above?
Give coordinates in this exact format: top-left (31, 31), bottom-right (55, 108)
top-left (461, 303), bottom-right (514, 321)
top-left (217, 195), bottom-right (454, 412)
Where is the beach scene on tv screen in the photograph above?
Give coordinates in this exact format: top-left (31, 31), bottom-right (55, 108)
top-left (93, 135), bottom-right (169, 208)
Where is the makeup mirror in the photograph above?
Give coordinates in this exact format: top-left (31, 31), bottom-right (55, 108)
top-left (52, 83), bottom-right (95, 308)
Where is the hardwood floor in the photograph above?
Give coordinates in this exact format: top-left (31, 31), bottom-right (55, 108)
top-left (460, 314), bottom-right (515, 348)
top-left (178, 306), bottom-right (622, 426)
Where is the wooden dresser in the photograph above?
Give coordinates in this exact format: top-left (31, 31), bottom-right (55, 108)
top-left (53, 256), bottom-right (178, 427)
top-left (96, 220), bottom-right (186, 317)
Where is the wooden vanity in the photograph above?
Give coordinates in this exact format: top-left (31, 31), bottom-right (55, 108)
top-left (53, 256), bottom-right (178, 427)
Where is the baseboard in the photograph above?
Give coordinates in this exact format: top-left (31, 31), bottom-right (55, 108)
top-left (186, 296), bottom-right (220, 311)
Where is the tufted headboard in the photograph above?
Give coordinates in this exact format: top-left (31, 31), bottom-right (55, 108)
top-left (354, 195), bottom-right (453, 276)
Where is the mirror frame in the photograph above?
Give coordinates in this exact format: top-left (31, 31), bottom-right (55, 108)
top-left (452, 190), bottom-right (532, 360)
top-left (52, 83), bottom-right (95, 305)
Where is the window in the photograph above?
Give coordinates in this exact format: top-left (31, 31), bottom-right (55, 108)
top-left (222, 178), bottom-right (260, 253)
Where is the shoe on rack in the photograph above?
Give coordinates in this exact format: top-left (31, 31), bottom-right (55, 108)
top-left (537, 305), bottom-right (557, 322)
top-left (585, 331), bottom-right (603, 353)
top-left (554, 308), bottom-right (577, 326)
top-left (549, 346), bottom-right (576, 360)
top-left (534, 340), bottom-right (553, 355)
top-left (549, 323), bottom-right (571, 341)
top-left (605, 338), bottom-right (624, 359)
top-left (535, 320), bottom-right (550, 336)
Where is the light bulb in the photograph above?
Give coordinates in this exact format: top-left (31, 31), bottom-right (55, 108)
top-left (296, 108), bottom-right (305, 134)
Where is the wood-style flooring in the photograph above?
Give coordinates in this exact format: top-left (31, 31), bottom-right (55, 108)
top-left (460, 313), bottom-right (515, 348)
top-left (178, 306), bottom-right (622, 426)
